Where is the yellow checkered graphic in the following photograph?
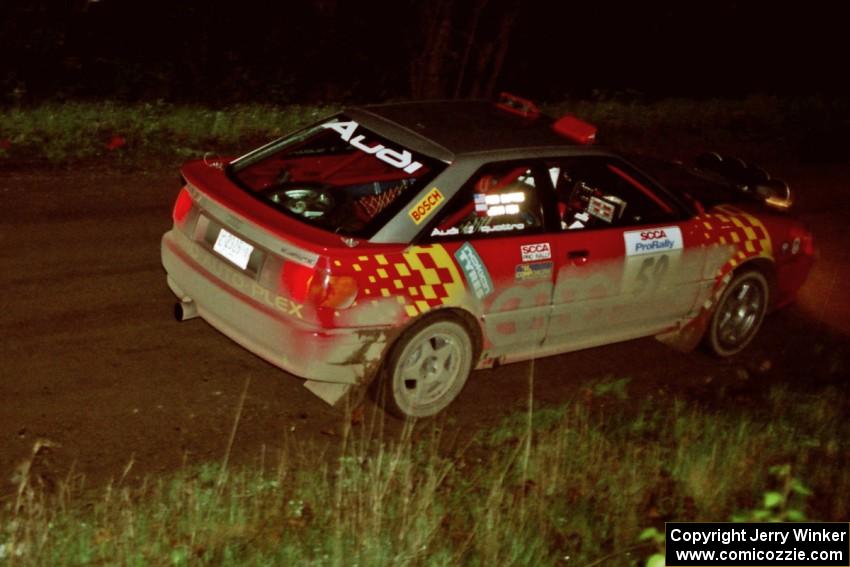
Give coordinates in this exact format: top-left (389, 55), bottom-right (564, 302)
top-left (701, 205), bottom-right (773, 281)
top-left (339, 245), bottom-right (465, 318)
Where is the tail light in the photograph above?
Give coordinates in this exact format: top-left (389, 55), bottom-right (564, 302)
top-left (308, 273), bottom-right (358, 309)
top-left (172, 187), bottom-right (193, 224)
top-left (280, 261), bottom-right (357, 309)
top-left (281, 261), bottom-right (315, 303)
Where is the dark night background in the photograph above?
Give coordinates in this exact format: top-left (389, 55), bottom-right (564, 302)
top-left (1, 0), bottom-right (847, 105)
top-left (2, 2), bottom-right (850, 555)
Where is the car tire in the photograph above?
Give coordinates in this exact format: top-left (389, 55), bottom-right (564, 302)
top-left (378, 315), bottom-right (474, 419)
top-left (706, 270), bottom-right (769, 357)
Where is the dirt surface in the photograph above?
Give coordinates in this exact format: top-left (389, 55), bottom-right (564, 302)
top-left (1, 161), bottom-right (848, 496)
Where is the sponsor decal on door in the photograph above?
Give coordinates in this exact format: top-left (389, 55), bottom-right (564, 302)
top-left (623, 227), bottom-right (683, 256)
top-left (455, 242), bottom-right (494, 300)
top-left (520, 242), bottom-right (551, 262)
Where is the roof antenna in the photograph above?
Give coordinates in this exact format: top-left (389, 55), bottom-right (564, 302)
top-left (204, 152), bottom-right (224, 169)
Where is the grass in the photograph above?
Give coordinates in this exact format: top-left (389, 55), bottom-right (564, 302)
top-left (2, 379), bottom-right (847, 566)
top-left (1, 95), bottom-right (847, 563)
top-left (545, 94), bottom-right (849, 160)
top-left (1, 94), bottom-right (846, 166)
top-left (0, 101), bottom-right (339, 166)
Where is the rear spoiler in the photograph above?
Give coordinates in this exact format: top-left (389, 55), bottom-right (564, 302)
top-left (694, 152), bottom-right (793, 211)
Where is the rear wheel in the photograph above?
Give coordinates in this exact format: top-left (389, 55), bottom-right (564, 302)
top-left (379, 316), bottom-right (473, 418)
top-left (706, 270), bottom-right (769, 356)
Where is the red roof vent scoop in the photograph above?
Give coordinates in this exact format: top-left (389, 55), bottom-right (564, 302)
top-left (495, 92), bottom-right (540, 119)
top-left (553, 114), bottom-right (597, 145)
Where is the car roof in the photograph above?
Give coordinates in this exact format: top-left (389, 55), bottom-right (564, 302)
top-left (346, 100), bottom-right (578, 161)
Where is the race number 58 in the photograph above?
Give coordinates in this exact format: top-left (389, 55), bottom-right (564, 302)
top-left (634, 254), bottom-right (669, 295)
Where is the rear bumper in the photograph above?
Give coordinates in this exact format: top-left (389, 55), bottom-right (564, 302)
top-left (161, 229), bottom-right (389, 385)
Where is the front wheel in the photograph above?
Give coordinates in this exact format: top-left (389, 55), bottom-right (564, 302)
top-left (379, 316), bottom-right (474, 418)
top-left (706, 270), bottom-right (769, 356)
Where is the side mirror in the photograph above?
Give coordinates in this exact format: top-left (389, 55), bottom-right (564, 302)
top-left (755, 179), bottom-right (792, 210)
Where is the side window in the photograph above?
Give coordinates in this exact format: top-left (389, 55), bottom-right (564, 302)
top-left (429, 162), bottom-right (545, 239)
top-left (549, 157), bottom-right (676, 230)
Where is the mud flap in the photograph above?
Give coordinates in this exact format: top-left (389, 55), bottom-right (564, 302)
top-left (304, 380), bottom-right (355, 407)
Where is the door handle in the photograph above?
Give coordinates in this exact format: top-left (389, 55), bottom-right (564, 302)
top-left (568, 249), bottom-right (589, 265)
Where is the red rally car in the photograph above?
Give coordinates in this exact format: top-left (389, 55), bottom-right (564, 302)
top-left (161, 94), bottom-right (814, 417)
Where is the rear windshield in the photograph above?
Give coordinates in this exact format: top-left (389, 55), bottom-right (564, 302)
top-left (227, 115), bottom-right (445, 238)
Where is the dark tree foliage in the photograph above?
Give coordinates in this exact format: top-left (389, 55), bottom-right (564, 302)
top-left (0, 0), bottom-right (846, 104)
top-left (409, 0), bottom-right (522, 99)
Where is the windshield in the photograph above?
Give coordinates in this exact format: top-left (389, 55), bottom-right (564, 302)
top-left (626, 154), bottom-right (747, 208)
top-left (227, 115), bottom-right (444, 238)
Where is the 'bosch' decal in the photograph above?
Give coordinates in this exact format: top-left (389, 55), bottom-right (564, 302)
top-left (409, 187), bottom-right (444, 225)
top-left (321, 120), bottom-right (423, 174)
top-left (520, 242), bottom-right (551, 262)
top-left (623, 227), bottom-right (683, 256)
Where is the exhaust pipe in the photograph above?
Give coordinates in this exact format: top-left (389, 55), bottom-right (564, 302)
top-left (174, 300), bottom-right (199, 322)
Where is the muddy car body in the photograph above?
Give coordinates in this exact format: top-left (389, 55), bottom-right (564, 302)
top-left (161, 95), bottom-right (814, 417)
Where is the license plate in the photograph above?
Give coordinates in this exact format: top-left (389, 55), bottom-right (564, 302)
top-left (213, 228), bottom-right (254, 270)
